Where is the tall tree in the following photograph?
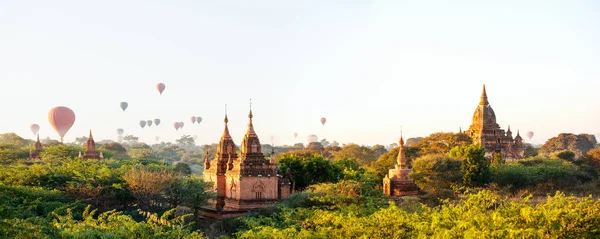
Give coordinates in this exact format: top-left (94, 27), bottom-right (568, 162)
top-left (449, 144), bottom-right (491, 187)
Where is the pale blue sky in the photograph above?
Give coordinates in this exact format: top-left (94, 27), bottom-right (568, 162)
top-left (1, 1), bottom-right (599, 146)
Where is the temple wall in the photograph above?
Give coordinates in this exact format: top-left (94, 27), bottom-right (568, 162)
top-left (238, 176), bottom-right (279, 201)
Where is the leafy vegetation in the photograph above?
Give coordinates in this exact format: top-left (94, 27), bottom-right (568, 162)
top-left (0, 132), bottom-right (599, 238)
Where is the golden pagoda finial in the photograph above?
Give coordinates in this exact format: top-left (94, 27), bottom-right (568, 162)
top-left (249, 98), bottom-right (253, 119)
top-left (224, 104), bottom-right (229, 124)
top-left (479, 84), bottom-right (489, 105)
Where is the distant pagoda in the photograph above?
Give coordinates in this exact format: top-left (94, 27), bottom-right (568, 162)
top-left (383, 132), bottom-right (419, 197)
top-left (29, 134), bottom-right (43, 159)
top-left (83, 130), bottom-right (101, 160)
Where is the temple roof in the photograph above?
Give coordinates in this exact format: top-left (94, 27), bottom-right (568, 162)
top-left (216, 111), bottom-right (236, 157)
top-left (240, 103), bottom-right (262, 155)
top-left (471, 84), bottom-right (498, 128)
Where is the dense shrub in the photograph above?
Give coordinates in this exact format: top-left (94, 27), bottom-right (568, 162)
top-left (493, 158), bottom-right (591, 191)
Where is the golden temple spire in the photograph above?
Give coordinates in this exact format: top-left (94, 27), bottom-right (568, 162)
top-left (479, 84), bottom-right (489, 105)
top-left (397, 128), bottom-right (407, 169)
top-left (222, 104), bottom-right (231, 139)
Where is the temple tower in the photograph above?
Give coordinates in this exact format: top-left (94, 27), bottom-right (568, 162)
top-left (465, 85), bottom-right (524, 160)
top-left (383, 131), bottom-right (419, 197)
top-left (29, 134), bottom-right (43, 159)
top-left (201, 101), bottom-right (293, 219)
top-left (83, 130), bottom-right (100, 160)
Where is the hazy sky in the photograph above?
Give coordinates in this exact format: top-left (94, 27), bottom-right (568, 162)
top-left (1, 1), bottom-right (599, 146)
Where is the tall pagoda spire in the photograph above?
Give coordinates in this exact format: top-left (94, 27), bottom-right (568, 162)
top-left (479, 84), bottom-right (489, 106)
top-left (216, 104), bottom-right (237, 167)
top-left (30, 134), bottom-right (43, 159)
top-left (241, 99), bottom-right (261, 155)
top-left (222, 104), bottom-right (231, 140)
top-left (396, 129), bottom-right (408, 169)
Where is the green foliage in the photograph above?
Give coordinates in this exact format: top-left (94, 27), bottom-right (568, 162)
top-left (450, 144), bottom-right (491, 187)
top-left (551, 150), bottom-right (576, 161)
top-left (40, 144), bottom-right (83, 161)
top-left (100, 142), bottom-right (128, 158)
top-left (0, 133), bottom-right (33, 147)
top-left (277, 153), bottom-right (342, 190)
top-left (492, 152), bottom-right (504, 168)
top-left (333, 143), bottom-right (380, 166)
top-left (412, 132), bottom-right (472, 156)
top-left (493, 158), bottom-right (592, 191)
top-left (410, 154), bottom-right (463, 198)
top-left (237, 189), bottom-right (600, 238)
top-left (523, 143), bottom-right (540, 157)
top-left (175, 162), bottom-right (192, 175)
top-left (0, 184), bottom-right (75, 220)
top-left (0, 145), bottom-right (29, 163)
top-left (51, 206), bottom-right (204, 238)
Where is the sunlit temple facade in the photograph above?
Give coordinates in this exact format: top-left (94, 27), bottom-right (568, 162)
top-left (202, 104), bottom-right (294, 219)
top-left (464, 85), bottom-right (524, 160)
top-left (383, 133), bottom-right (419, 197)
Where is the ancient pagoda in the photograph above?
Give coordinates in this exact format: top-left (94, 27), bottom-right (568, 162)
top-left (464, 85), bottom-right (524, 160)
top-left (202, 102), bottom-right (294, 219)
top-left (383, 132), bottom-right (419, 197)
top-left (83, 130), bottom-right (100, 160)
top-left (29, 134), bottom-right (43, 159)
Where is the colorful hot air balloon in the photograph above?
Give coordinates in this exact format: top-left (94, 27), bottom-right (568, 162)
top-left (320, 117), bottom-right (326, 126)
top-left (191, 116), bottom-right (196, 124)
top-left (179, 122), bottom-right (184, 129)
top-left (119, 102), bottom-right (128, 111)
top-left (147, 120), bottom-right (153, 127)
top-left (293, 132), bottom-right (298, 138)
top-left (48, 106), bottom-right (76, 142)
top-left (308, 134), bottom-right (318, 143)
top-left (196, 117), bottom-right (202, 124)
top-left (154, 118), bottom-right (161, 126)
top-left (156, 83), bottom-right (166, 95)
top-left (139, 120), bottom-right (146, 129)
top-left (526, 131), bottom-right (534, 140)
top-left (117, 128), bottom-right (124, 136)
top-left (173, 122), bottom-right (179, 130)
top-left (30, 124), bottom-right (40, 135)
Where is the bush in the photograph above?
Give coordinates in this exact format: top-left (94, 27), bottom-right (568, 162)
top-left (493, 158), bottom-right (587, 191)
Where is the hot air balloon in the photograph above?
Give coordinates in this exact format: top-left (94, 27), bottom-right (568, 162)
top-left (191, 116), bottom-right (196, 124)
top-left (320, 117), bottom-right (326, 126)
top-left (526, 131), bottom-right (534, 140)
top-left (173, 122), bottom-right (179, 130)
top-left (154, 118), bottom-right (161, 126)
top-left (293, 132), bottom-right (298, 138)
top-left (196, 117), bottom-right (202, 124)
top-left (139, 120), bottom-right (146, 129)
top-left (119, 102), bottom-right (128, 111)
top-left (156, 83), bottom-right (166, 95)
top-left (179, 122), bottom-right (184, 129)
top-left (30, 124), bottom-right (40, 135)
top-left (48, 106), bottom-right (76, 142)
top-left (155, 136), bottom-right (160, 142)
top-left (117, 128), bottom-right (124, 136)
top-left (147, 120), bottom-right (153, 127)
top-left (308, 134), bottom-right (318, 143)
